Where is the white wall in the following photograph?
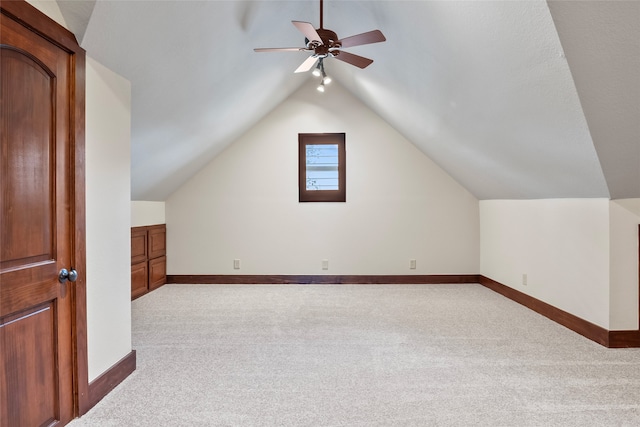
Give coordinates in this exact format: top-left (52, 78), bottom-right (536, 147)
top-left (610, 199), bottom-right (640, 329)
top-left (131, 201), bottom-right (166, 227)
top-left (27, 0), bottom-right (133, 384)
top-left (85, 58), bottom-right (132, 381)
top-left (480, 199), bottom-right (611, 328)
top-left (27, 0), bottom-right (133, 383)
top-left (167, 80), bottom-right (479, 275)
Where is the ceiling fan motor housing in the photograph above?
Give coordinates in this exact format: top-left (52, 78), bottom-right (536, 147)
top-left (306, 28), bottom-right (341, 56)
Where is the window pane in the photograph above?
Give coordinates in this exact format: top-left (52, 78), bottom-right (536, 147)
top-left (306, 144), bottom-right (339, 191)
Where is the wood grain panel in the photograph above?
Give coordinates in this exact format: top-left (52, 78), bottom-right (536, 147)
top-left (0, 272), bottom-right (57, 315)
top-left (0, 48), bottom-right (54, 270)
top-left (72, 37), bottom-right (89, 418)
top-left (131, 228), bottom-right (148, 265)
top-left (149, 256), bottom-right (166, 291)
top-left (131, 262), bottom-right (148, 300)
top-left (0, 305), bottom-right (57, 427)
top-left (147, 225), bottom-right (166, 259)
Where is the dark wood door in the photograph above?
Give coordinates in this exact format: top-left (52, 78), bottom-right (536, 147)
top-left (0, 6), bottom-right (80, 426)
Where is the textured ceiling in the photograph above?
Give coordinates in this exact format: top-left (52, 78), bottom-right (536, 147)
top-left (59, 0), bottom-right (639, 201)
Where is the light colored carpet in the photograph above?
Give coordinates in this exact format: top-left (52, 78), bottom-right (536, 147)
top-left (69, 284), bottom-right (640, 426)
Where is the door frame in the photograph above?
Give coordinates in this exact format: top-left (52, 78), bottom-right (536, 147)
top-left (0, 0), bottom-right (89, 416)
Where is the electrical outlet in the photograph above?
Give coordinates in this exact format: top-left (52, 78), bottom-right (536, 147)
top-left (234, 259), bottom-right (240, 270)
top-left (522, 273), bottom-right (527, 286)
top-left (322, 259), bottom-right (329, 270)
top-left (410, 259), bottom-right (417, 270)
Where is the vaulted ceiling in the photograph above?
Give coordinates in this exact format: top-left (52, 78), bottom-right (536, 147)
top-left (57, 0), bottom-right (639, 201)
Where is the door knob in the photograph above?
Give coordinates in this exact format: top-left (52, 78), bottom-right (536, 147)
top-left (58, 268), bottom-right (78, 283)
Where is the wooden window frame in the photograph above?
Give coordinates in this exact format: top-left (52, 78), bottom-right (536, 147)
top-left (298, 133), bottom-right (346, 202)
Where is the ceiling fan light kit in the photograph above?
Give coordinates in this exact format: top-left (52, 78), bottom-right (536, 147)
top-left (312, 58), bottom-right (332, 92)
top-left (254, 0), bottom-right (386, 91)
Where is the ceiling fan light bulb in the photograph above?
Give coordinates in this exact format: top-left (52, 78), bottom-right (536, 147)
top-left (323, 76), bottom-right (332, 84)
top-left (317, 83), bottom-right (325, 92)
top-left (312, 60), bottom-right (322, 77)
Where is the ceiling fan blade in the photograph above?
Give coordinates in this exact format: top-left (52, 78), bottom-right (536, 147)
top-left (294, 55), bottom-right (319, 73)
top-left (254, 47), bottom-right (307, 53)
top-left (338, 30), bottom-right (386, 48)
top-left (292, 21), bottom-right (323, 45)
top-left (332, 50), bottom-right (374, 69)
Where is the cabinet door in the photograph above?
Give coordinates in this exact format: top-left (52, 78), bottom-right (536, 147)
top-left (148, 225), bottom-right (166, 259)
top-left (131, 261), bottom-right (148, 299)
top-left (148, 256), bottom-right (166, 291)
top-left (131, 228), bottom-right (148, 265)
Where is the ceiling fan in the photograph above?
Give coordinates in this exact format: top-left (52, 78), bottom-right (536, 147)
top-left (253, 0), bottom-right (386, 73)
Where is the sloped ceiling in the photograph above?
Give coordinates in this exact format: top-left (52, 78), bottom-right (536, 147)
top-left (547, 0), bottom-right (639, 200)
top-left (58, 0), bottom-right (639, 201)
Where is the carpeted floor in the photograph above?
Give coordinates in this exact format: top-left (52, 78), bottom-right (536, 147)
top-left (69, 284), bottom-right (640, 426)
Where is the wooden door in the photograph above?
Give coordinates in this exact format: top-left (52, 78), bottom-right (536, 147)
top-left (0, 2), bottom-right (86, 426)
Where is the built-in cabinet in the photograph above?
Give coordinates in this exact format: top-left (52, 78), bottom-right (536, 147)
top-left (131, 224), bottom-right (166, 299)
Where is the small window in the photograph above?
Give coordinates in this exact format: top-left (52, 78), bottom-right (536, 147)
top-left (299, 133), bottom-right (346, 202)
